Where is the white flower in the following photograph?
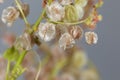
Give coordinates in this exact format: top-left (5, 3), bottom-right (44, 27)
top-left (38, 22), bottom-right (56, 42)
top-left (1, 6), bottom-right (20, 26)
top-left (85, 32), bottom-right (98, 45)
top-left (46, 1), bottom-right (65, 21)
top-left (76, 0), bottom-right (88, 7)
top-left (59, 33), bottom-right (75, 50)
top-left (59, 0), bottom-right (73, 6)
top-left (75, 4), bottom-right (84, 20)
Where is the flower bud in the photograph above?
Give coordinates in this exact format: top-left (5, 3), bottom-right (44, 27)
top-left (64, 5), bottom-right (79, 22)
top-left (59, 33), bottom-right (75, 50)
top-left (85, 32), bottom-right (98, 45)
top-left (46, 1), bottom-right (65, 21)
top-left (1, 6), bottom-right (20, 26)
top-left (38, 22), bottom-right (56, 42)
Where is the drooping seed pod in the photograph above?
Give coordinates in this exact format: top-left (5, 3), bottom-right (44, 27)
top-left (18, 3), bottom-right (30, 19)
top-left (64, 5), bottom-right (79, 22)
top-left (38, 22), bottom-right (56, 42)
top-left (1, 6), bottom-right (20, 26)
top-left (75, 0), bottom-right (88, 7)
top-left (85, 31), bottom-right (98, 45)
top-left (74, 4), bottom-right (84, 20)
top-left (69, 25), bottom-right (83, 39)
top-left (59, 0), bottom-right (73, 6)
top-left (59, 33), bottom-right (75, 50)
top-left (46, 1), bottom-right (65, 21)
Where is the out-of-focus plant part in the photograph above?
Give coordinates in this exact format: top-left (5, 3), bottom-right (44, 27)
top-left (0, 0), bottom-right (3, 3)
top-left (1, 6), bottom-right (20, 26)
top-left (0, 0), bottom-right (103, 80)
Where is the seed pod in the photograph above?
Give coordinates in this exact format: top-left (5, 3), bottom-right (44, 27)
top-left (85, 32), bottom-right (98, 45)
top-left (59, 0), bottom-right (73, 6)
top-left (69, 25), bottom-right (83, 39)
top-left (14, 32), bottom-right (32, 50)
top-left (1, 6), bottom-right (20, 26)
top-left (38, 22), bottom-right (56, 42)
top-left (75, 0), bottom-right (88, 7)
top-left (46, 1), bottom-right (65, 21)
top-left (74, 4), bottom-right (84, 20)
top-left (59, 33), bottom-right (75, 50)
top-left (64, 5), bottom-right (79, 22)
top-left (18, 3), bottom-right (30, 19)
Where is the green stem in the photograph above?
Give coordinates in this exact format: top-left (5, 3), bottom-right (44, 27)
top-left (48, 19), bottom-right (87, 25)
top-left (15, 0), bottom-right (30, 27)
top-left (6, 61), bottom-right (10, 80)
top-left (32, 9), bottom-right (46, 31)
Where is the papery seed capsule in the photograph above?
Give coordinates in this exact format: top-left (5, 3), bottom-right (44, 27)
top-left (75, 4), bottom-right (84, 20)
top-left (38, 22), bottom-right (56, 42)
top-left (59, 33), bottom-right (75, 50)
top-left (85, 32), bottom-right (98, 45)
top-left (59, 0), bottom-right (73, 6)
top-left (1, 6), bottom-right (20, 26)
top-left (18, 3), bottom-right (30, 18)
top-left (46, 1), bottom-right (65, 21)
top-left (75, 0), bottom-right (88, 7)
top-left (69, 25), bottom-right (83, 39)
top-left (15, 32), bottom-right (32, 50)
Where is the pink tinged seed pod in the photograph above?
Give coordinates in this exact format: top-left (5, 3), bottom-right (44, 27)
top-left (1, 6), bottom-right (20, 26)
top-left (69, 25), bottom-right (83, 39)
top-left (46, 1), bottom-right (65, 21)
top-left (74, 4), bottom-right (84, 20)
top-left (59, 0), bottom-right (73, 6)
top-left (38, 22), bottom-right (56, 42)
top-left (85, 32), bottom-right (98, 45)
top-left (59, 33), bottom-right (75, 50)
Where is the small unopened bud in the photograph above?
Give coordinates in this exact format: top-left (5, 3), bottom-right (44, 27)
top-left (59, 33), bottom-right (75, 50)
top-left (1, 6), bottom-right (20, 26)
top-left (85, 32), bottom-right (98, 45)
top-left (38, 22), bottom-right (56, 42)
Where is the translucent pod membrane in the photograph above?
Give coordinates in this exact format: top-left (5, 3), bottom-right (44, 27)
top-left (22, 50), bottom-right (41, 80)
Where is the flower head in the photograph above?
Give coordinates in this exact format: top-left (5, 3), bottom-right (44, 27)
top-left (38, 22), bottom-right (56, 42)
top-left (75, 0), bottom-right (88, 7)
top-left (59, 0), bottom-right (73, 6)
top-left (46, 1), bottom-right (65, 21)
top-left (59, 33), bottom-right (75, 50)
top-left (1, 6), bottom-right (20, 26)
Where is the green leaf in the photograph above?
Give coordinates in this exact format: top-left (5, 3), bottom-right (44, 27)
top-left (3, 46), bottom-right (20, 61)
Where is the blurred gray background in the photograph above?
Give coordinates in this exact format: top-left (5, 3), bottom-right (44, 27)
top-left (0, 0), bottom-right (120, 80)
